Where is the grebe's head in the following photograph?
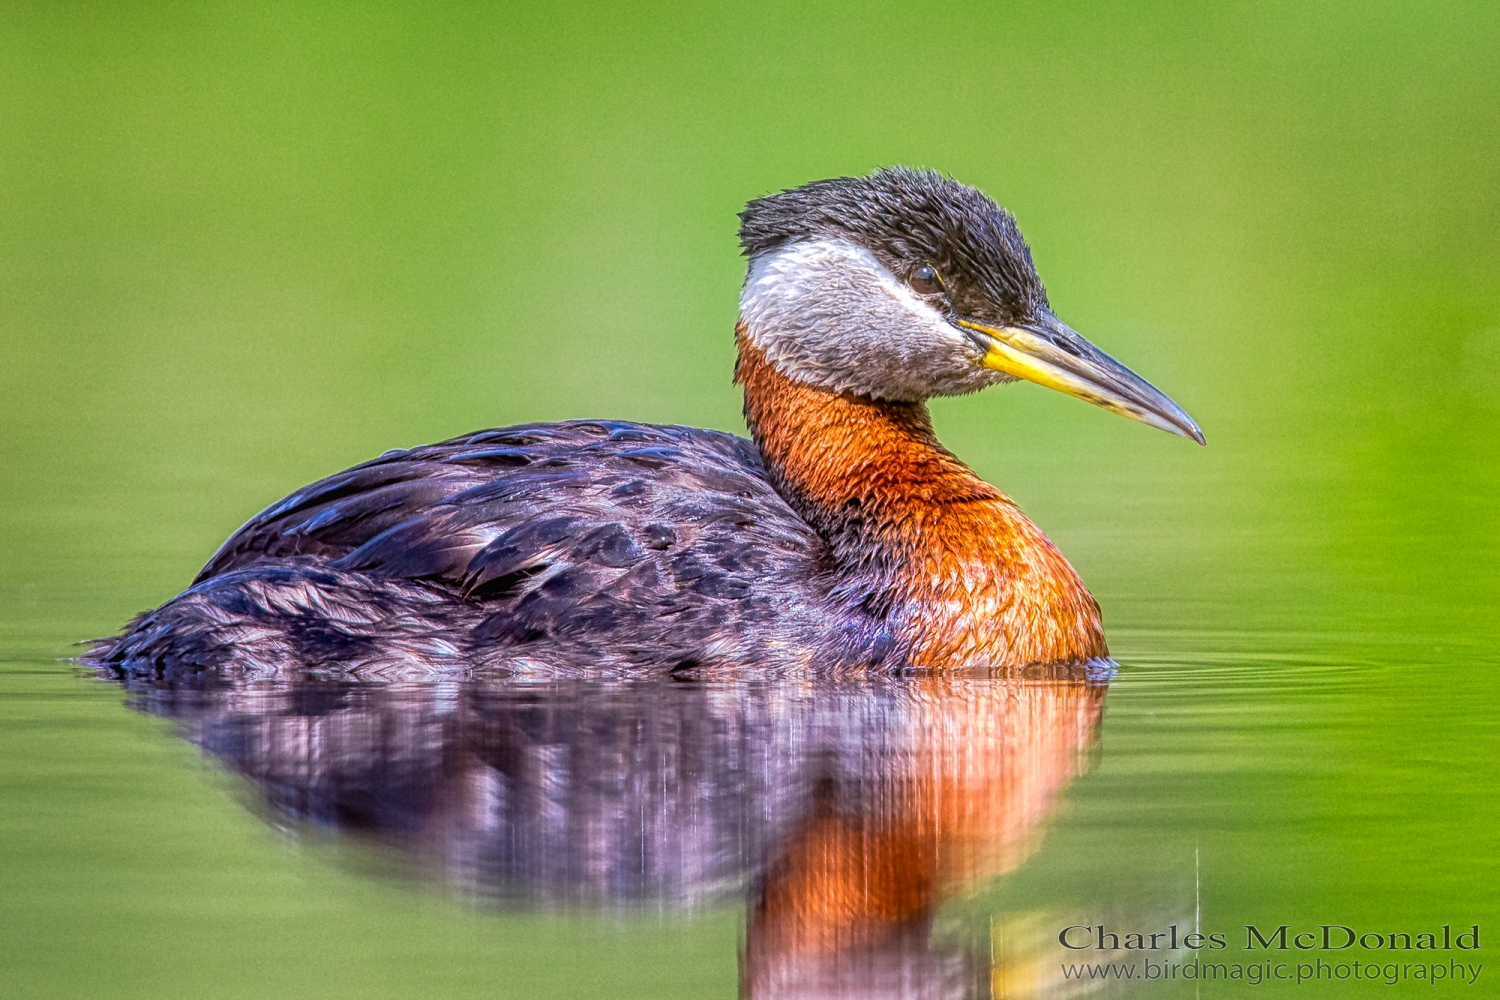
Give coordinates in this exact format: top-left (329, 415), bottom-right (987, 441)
top-left (738, 168), bottom-right (1203, 443)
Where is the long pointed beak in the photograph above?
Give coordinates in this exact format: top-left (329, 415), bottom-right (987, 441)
top-left (957, 312), bottom-right (1205, 444)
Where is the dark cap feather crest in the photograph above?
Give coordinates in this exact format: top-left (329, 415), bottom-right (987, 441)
top-left (738, 167), bottom-right (1049, 325)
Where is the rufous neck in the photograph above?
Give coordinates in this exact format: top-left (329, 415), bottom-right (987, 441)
top-left (734, 326), bottom-right (1000, 550)
top-left (735, 322), bottom-right (1108, 668)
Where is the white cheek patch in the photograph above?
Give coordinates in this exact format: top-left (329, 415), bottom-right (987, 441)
top-left (740, 240), bottom-right (944, 352)
top-left (738, 239), bottom-right (996, 400)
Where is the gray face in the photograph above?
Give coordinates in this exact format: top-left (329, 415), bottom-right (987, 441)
top-left (739, 236), bottom-right (1013, 400)
top-left (737, 168), bottom-right (1045, 402)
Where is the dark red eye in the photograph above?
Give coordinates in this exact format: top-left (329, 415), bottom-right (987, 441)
top-left (909, 265), bottom-right (943, 295)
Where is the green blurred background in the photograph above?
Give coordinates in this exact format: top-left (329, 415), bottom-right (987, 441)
top-left (2, 2), bottom-right (1497, 997)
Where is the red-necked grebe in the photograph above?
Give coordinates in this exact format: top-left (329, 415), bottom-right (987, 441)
top-left (94, 168), bottom-right (1202, 677)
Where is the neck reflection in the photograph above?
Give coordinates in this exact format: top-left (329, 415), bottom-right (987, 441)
top-left (116, 667), bottom-right (1107, 997)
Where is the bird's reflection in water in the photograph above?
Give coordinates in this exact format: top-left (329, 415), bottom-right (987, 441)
top-left (114, 665), bottom-right (1109, 998)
